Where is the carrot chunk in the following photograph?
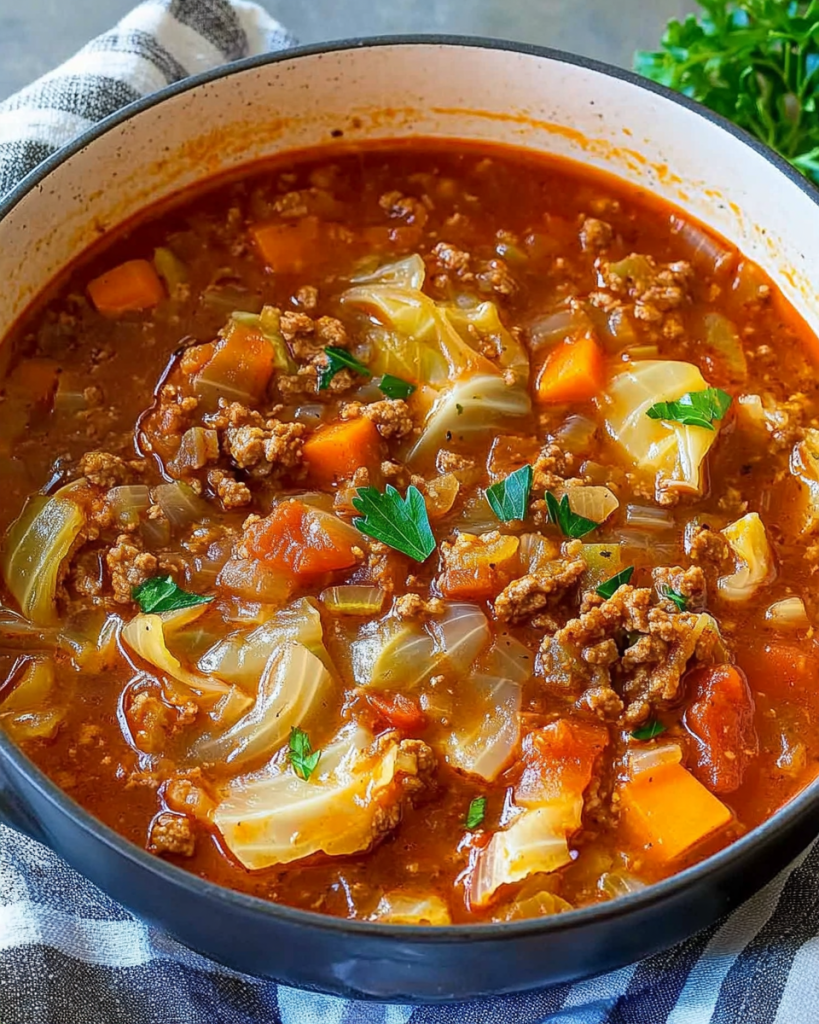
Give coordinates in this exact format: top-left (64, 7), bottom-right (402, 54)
top-left (302, 417), bottom-right (381, 488)
top-left (87, 259), bottom-right (165, 316)
top-left (620, 761), bottom-right (732, 863)
top-left (536, 334), bottom-right (603, 403)
top-left (251, 216), bottom-right (321, 273)
top-left (242, 500), bottom-right (359, 577)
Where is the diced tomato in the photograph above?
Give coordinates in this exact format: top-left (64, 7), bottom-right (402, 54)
top-left (242, 500), bottom-right (359, 577)
top-left (684, 664), bottom-right (758, 795)
top-left (438, 564), bottom-right (503, 600)
top-left (516, 719), bottom-right (608, 806)
top-left (738, 641), bottom-right (819, 702)
top-left (365, 691), bottom-right (428, 734)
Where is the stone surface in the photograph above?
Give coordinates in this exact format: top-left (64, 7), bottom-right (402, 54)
top-left (0, 0), bottom-right (694, 101)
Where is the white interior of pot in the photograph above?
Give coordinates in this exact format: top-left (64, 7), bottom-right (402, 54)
top-left (0, 41), bottom-right (817, 339)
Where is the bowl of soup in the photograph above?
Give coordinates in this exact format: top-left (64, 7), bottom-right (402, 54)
top-left (0, 37), bottom-right (818, 1002)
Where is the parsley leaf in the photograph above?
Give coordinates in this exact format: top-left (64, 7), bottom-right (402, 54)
top-left (636, 1), bottom-right (819, 187)
top-left (378, 374), bottom-right (416, 400)
top-left (661, 586), bottom-right (687, 611)
top-left (631, 720), bottom-right (667, 741)
top-left (646, 388), bottom-right (732, 431)
top-left (596, 566), bottom-right (635, 600)
top-left (545, 491), bottom-right (598, 539)
top-left (485, 464), bottom-right (533, 523)
top-left (317, 346), bottom-right (371, 391)
top-left (132, 576), bottom-right (213, 615)
top-left (465, 796), bottom-right (487, 829)
top-left (352, 484), bottom-right (436, 561)
top-left (288, 726), bottom-right (321, 781)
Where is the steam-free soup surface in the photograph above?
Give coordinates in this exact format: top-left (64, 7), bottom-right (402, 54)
top-left (1, 142), bottom-right (818, 925)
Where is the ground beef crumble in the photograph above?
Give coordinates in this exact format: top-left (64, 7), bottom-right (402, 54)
top-left (149, 812), bottom-right (196, 857)
top-left (494, 557), bottom-right (586, 624)
top-left (106, 534), bottom-right (158, 603)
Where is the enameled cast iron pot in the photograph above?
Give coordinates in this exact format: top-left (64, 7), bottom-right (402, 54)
top-left (1, 37), bottom-right (818, 1003)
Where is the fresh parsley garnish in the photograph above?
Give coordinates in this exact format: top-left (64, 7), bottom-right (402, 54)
top-left (378, 374), bottom-right (416, 400)
top-left (661, 586), bottom-right (687, 611)
top-left (545, 491), bottom-right (598, 539)
top-left (646, 388), bottom-right (732, 431)
top-left (317, 346), bottom-right (371, 390)
top-left (636, 1), bottom-right (819, 186)
top-left (596, 566), bottom-right (635, 600)
top-left (485, 464), bottom-right (533, 523)
top-left (465, 796), bottom-right (487, 829)
top-left (132, 576), bottom-right (213, 615)
top-left (352, 484), bottom-right (436, 562)
top-left (288, 726), bottom-right (321, 781)
top-left (631, 720), bottom-right (667, 741)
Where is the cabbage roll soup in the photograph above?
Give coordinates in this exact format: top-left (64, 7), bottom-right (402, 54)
top-left (2, 142), bottom-right (818, 926)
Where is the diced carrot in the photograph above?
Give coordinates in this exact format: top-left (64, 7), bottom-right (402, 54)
top-left (437, 532), bottom-right (519, 601)
top-left (302, 417), bottom-right (382, 488)
top-left (251, 216), bottom-right (321, 273)
top-left (365, 691), bottom-right (428, 734)
top-left (620, 761), bottom-right (732, 863)
top-left (192, 327), bottom-right (277, 408)
top-left (8, 358), bottom-right (59, 409)
top-left (684, 664), bottom-right (757, 794)
top-left (242, 500), bottom-right (359, 577)
top-left (536, 334), bottom-right (603, 404)
top-left (87, 259), bottom-right (165, 316)
top-left (516, 719), bottom-right (609, 807)
top-left (438, 565), bottom-right (501, 600)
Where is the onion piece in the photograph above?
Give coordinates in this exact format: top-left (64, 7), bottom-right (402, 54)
top-left (430, 602), bottom-right (491, 672)
top-left (669, 215), bottom-right (736, 276)
top-left (424, 473), bottom-right (460, 519)
top-left (564, 485), bottom-right (619, 524)
top-left (371, 892), bottom-right (452, 925)
top-left (702, 312), bottom-right (747, 381)
top-left (766, 597), bottom-right (809, 630)
top-left (154, 482), bottom-right (212, 528)
top-left (553, 414), bottom-right (598, 452)
top-left (627, 740), bottom-right (682, 777)
top-left (167, 428), bottom-right (219, 476)
top-left (518, 532), bottom-right (559, 573)
top-left (493, 888), bottom-right (572, 922)
top-left (320, 585), bottom-right (386, 616)
top-left (217, 557), bottom-right (294, 606)
top-left (528, 308), bottom-right (591, 351)
top-left (481, 635), bottom-right (534, 685)
top-left (626, 504), bottom-right (674, 530)
top-left (598, 871), bottom-right (646, 899)
top-left (107, 485), bottom-right (151, 528)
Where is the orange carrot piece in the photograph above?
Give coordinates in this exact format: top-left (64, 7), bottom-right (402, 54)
top-left (536, 334), bottom-right (603, 404)
top-left (251, 216), bottom-right (321, 273)
top-left (438, 564), bottom-right (502, 600)
top-left (302, 417), bottom-right (381, 488)
top-left (87, 259), bottom-right (165, 316)
top-left (620, 761), bottom-right (732, 863)
top-left (242, 500), bottom-right (359, 577)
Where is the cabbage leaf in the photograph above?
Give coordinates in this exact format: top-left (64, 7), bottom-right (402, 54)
top-left (718, 512), bottom-right (775, 602)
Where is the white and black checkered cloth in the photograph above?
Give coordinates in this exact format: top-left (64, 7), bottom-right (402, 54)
top-left (1, 3), bottom-right (819, 1021)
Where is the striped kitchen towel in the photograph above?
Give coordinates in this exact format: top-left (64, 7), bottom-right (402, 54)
top-left (0, 2), bottom-right (818, 1022)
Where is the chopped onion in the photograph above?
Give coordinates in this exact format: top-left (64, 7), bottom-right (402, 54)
top-left (702, 312), bottom-right (747, 381)
top-left (424, 473), bottom-right (460, 519)
top-left (430, 602), bottom-right (491, 672)
top-left (294, 404), bottom-right (325, 425)
top-left (627, 740), bottom-right (682, 778)
top-left (153, 247), bottom-right (188, 295)
top-left (107, 485), bottom-right (151, 528)
top-left (518, 532), bottom-right (559, 573)
top-left (528, 308), bottom-right (591, 351)
top-left (493, 888), bottom-right (572, 922)
top-left (670, 215), bottom-right (735, 276)
top-left (154, 482), bottom-right (212, 528)
top-left (481, 635), bottom-right (534, 685)
top-left (553, 414), bottom-right (597, 451)
top-left (565, 485), bottom-right (619, 524)
top-left (766, 597), bottom-right (809, 630)
top-left (167, 427), bottom-right (219, 475)
top-left (320, 585), bottom-right (386, 615)
top-left (626, 504), bottom-right (674, 530)
top-left (598, 871), bottom-right (646, 899)
top-left (371, 892), bottom-right (452, 925)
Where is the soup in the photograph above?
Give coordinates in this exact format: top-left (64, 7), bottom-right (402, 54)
top-left (0, 142), bottom-right (817, 925)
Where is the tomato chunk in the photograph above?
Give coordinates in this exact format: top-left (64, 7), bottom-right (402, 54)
top-left (365, 691), bottom-right (428, 734)
top-left (516, 719), bottom-right (608, 807)
top-left (242, 500), bottom-right (359, 577)
top-left (684, 664), bottom-right (758, 794)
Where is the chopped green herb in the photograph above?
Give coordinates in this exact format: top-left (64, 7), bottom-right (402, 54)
top-left (485, 464), bottom-right (533, 523)
top-left (352, 484), bottom-right (436, 561)
top-left (132, 576), bottom-right (213, 615)
top-left (646, 388), bottom-right (732, 431)
top-left (596, 566), bottom-right (635, 600)
top-left (545, 491), bottom-right (598, 539)
top-left (378, 373), bottom-right (416, 400)
top-left (317, 346), bottom-right (371, 390)
top-left (465, 796), bottom-right (487, 829)
top-left (661, 586), bottom-right (688, 611)
top-left (456, 403), bottom-right (464, 415)
top-left (288, 726), bottom-right (321, 781)
top-left (631, 720), bottom-right (667, 741)
top-left (635, 1), bottom-right (819, 187)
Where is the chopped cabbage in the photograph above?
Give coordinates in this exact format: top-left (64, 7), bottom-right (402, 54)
top-left (352, 618), bottom-right (438, 690)
top-left (2, 493), bottom-right (85, 625)
top-left (602, 361), bottom-right (721, 497)
top-left (719, 512), bottom-right (775, 602)
top-left (790, 429), bottom-right (819, 534)
top-left (370, 892), bottom-right (452, 925)
top-left (444, 301), bottom-right (529, 385)
top-left (350, 254), bottom-right (426, 289)
top-left (429, 603), bottom-right (491, 672)
top-left (0, 659), bottom-right (65, 741)
top-left (213, 724), bottom-right (409, 869)
top-left (444, 673), bottom-right (521, 781)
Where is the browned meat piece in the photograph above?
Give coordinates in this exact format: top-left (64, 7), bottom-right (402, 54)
top-left (393, 594), bottom-right (445, 620)
top-left (652, 564), bottom-right (708, 611)
top-left (207, 467), bottom-right (252, 509)
top-left (127, 691), bottom-right (197, 754)
top-left (379, 190), bottom-right (429, 226)
top-left (436, 451), bottom-right (477, 475)
top-left (341, 399), bottom-right (414, 440)
top-left (106, 534), bottom-right (158, 603)
top-left (579, 217), bottom-right (613, 253)
top-left (78, 451), bottom-right (129, 489)
top-left (532, 442), bottom-right (584, 494)
top-left (687, 524), bottom-right (730, 571)
top-left (279, 309), bottom-right (349, 363)
top-left (222, 419), bottom-right (306, 477)
top-left (294, 285), bottom-right (318, 310)
top-left (149, 812), bottom-right (196, 857)
top-left (597, 253), bottom-right (693, 325)
top-left (430, 241), bottom-right (471, 274)
top-left (494, 557), bottom-right (586, 623)
top-left (475, 258), bottom-right (517, 297)
top-left (69, 550), bottom-right (104, 597)
top-left (143, 385), bottom-right (199, 449)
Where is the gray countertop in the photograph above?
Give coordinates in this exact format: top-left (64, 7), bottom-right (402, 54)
top-left (0, 0), bottom-right (693, 101)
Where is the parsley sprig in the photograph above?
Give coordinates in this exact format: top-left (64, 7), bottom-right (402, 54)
top-left (317, 346), bottom-right (371, 390)
top-left (646, 388), bottom-right (732, 431)
top-left (596, 566), bottom-right (635, 600)
top-left (132, 576), bottom-right (213, 615)
top-left (545, 491), bottom-right (598, 539)
top-left (465, 796), bottom-right (487, 829)
top-left (631, 720), bottom-right (667, 741)
top-left (378, 374), bottom-right (416, 400)
top-left (288, 726), bottom-right (321, 781)
top-left (636, 1), bottom-right (819, 185)
top-left (661, 586), bottom-right (688, 611)
top-left (485, 464), bottom-right (533, 523)
top-left (352, 484), bottom-right (436, 561)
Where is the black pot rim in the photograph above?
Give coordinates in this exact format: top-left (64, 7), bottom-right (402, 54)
top-left (1, 33), bottom-right (818, 949)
